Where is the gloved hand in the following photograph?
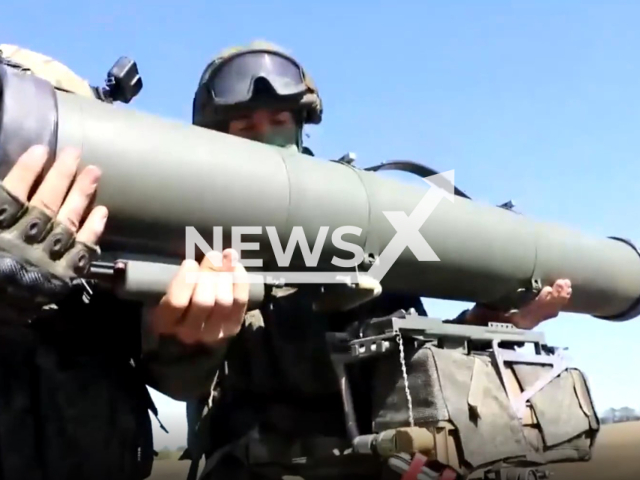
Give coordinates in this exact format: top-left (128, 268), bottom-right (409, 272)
top-left (0, 145), bottom-right (108, 321)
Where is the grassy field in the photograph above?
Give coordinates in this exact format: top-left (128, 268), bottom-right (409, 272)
top-left (149, 421), bottom-right (640, 480)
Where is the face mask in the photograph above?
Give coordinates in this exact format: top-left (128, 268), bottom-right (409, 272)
top-left (248, 126), bottom-right (300, 150)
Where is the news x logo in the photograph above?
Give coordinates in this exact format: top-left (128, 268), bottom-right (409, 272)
top-left (185, 171), bottom-right (456, 284)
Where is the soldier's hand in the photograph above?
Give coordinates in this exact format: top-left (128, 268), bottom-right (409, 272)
top-left (149, 248), bottom-right (249, 347)
top-left (0, 145), bottom-right (107, 318)
top-left (507, 279), bottom-right (572, 329)
top-left (466, 279), bottom-right (572, 330)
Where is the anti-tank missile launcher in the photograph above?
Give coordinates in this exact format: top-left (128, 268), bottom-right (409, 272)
top-left (0, 60), bottom-right (638, 320)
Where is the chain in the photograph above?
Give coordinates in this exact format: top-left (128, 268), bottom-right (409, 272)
top-left (395, 328), bottom-right (415, 427)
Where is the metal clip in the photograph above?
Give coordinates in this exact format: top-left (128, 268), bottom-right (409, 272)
top-left (335, 152), bottom-right (357, 165)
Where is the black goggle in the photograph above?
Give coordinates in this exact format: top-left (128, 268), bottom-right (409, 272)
top-left (204, 51), bottom-right (308, 105)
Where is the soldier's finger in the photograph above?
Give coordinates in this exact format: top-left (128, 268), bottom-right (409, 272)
top-left (56, 165), bottom-right (102, 232)
top-left (204, 250), bottom-right (238, 326)
top-left (549, 279), bottom-right (570, 302)
top-left (203, 250), bottom-right (249, 343)
top-left (558, 279), bottom-right (571, 293)
top-left (75, 206), bottom-right (109, 246)
top-left (535, 286), bottom-right (553, 301)
top-left (202, 261), bottom-right (248, 343)
top-left (2, 145), bottom-right (49, 203)
top-left (232, 260), bottom-right (250, 314)
top-left (201, 271), bottom-right (235, 342)
top-left (177, 252), bottom-right (223, 344)
top-left (558, 287), bottom-right (572, 303)
top-left (221, 249), bottom-right (248, 309)
top-left (226, 265), bottom-right (250, 336)
top-left (152, 260), bottom-right (199, 335)
top-left (30, 147), bottom-right (81, 217)
top-left (217, 249), bottom-right (237, 300)
top-left (221, 248), bottom-right (237, 270)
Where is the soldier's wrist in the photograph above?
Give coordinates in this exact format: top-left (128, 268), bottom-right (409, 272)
top-left (462, 306), bottom-right (489, 326)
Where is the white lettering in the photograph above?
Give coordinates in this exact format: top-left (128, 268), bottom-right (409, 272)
top-left (231, 226), bottom-right (263, 267)
top-left (267, 226), bottom-right (328, 267)
top-left (185, 227), bottom-right (223, 266)
top-left (331, 226), bottom-right (365, 268)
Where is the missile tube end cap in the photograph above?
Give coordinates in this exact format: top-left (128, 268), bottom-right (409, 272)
top-left (594, 236), bottom-right (640, 322)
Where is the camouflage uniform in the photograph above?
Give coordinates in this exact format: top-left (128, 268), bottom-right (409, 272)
top-left (0, 45), bottom-right (157, 480)
top-left (142, 41), bottom-right (470, 480)
top-left (0, 44), bottom-right (96, 97)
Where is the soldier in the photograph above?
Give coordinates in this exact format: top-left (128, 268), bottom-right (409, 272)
top-left (140, 41), bottom-right (573, 479)
top-left (0, 44), bottom-right (156, 480)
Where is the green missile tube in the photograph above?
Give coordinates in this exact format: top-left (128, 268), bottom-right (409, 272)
top-left (0, 64), bottom-right (639, 320)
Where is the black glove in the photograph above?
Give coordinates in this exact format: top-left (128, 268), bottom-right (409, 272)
top-left (0, 182), bottom-right (99, 321)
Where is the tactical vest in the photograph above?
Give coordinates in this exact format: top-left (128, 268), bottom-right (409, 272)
top-left (184, 287), bottom-right (428, 479)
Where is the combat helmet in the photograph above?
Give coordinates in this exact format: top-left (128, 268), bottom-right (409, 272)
top-left (192, 40), bottom-right (323, 132)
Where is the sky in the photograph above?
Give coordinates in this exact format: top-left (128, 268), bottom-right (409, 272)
top-left (3, 1), bottom-right (640, 449)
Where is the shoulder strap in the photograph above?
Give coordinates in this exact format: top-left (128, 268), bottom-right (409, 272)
top-left (363, 160), bottom-right (471, 199)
